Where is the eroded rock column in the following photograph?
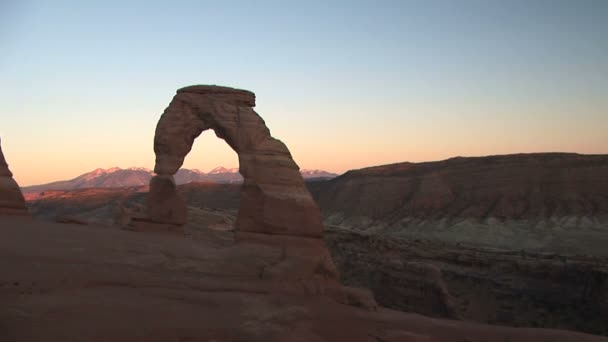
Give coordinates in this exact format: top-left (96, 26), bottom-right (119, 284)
top-left (147, 174), bottom-right (186, 225)
top-left (0, 137), bottom-right (29, 216)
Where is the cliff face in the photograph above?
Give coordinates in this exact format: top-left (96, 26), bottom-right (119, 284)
top-left (325, 227), bottom-right (608, 336)
top-left (312, 153), bottom-right (608, 221)
top-left (310, 153), bottom-right (608, 335)
top-left (309, 153), bottom-right (608, 254)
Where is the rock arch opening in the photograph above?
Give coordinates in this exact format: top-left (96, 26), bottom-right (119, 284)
top-left (174, 130), bottom-right (241, 231)
top-left (181, 130), bottom-right (239, 177)
top-left (143, 85), bottom-right (324, 238)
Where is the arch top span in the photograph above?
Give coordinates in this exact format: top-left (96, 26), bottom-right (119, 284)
top-left (147, 85), bottom-right (324, 238)
top-left (177, 85), bottom-right (256, 107)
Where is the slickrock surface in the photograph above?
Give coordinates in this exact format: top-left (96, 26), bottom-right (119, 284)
top-left (2, 216), bottom-right (607, 342)
top-left (149, 85), bottom-right (323, 238)
top-left (0, 137), bottom-right (28, 216)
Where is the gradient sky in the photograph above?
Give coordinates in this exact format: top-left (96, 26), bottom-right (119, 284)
top-left (1, 0), bottom-right (607, 186)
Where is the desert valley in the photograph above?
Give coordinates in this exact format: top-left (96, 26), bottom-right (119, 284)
top-left (2, 2), bottom-right (607, 341)
top-left (20, 151), bottom-right (608, 335)
top-left (1, 85), bottom-right (607, 341)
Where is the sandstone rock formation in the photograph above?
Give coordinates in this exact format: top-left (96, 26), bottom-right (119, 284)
top-left (3, 216), bottom-right (606, 341)
top-left (132, 85), bottom-right (347, 297)
top-left (148, 85), bottom-right (323, 237)
top-left (0, 137), bottom-right (28, 216)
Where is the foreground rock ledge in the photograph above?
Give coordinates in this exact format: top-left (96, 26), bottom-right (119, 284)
top-left (0, 137), bottom-right (28, 216)
top-left (146, 84), bottom-right (323, 238)
top-left (2, 217), bottom-right (606, 342)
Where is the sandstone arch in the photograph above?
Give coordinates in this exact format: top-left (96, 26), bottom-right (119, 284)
top-left (147, 85), bottom-right (323, 238)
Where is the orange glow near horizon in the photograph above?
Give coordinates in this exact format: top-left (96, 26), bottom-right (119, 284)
top-left (2, 1), bottom-right (607, 187)
top-left (4, 90), bottom-right (608, 187)
top-left (6, 121), bottom-right (607, 187)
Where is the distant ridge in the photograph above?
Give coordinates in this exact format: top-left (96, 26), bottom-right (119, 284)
top-left (22, 166), bottom-right (338, 193)
top-left (309, 152), bottom-right (608, 222)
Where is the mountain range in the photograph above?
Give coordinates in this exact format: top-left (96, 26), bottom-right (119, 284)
top-left (21, 166), bottom-right (338, 193)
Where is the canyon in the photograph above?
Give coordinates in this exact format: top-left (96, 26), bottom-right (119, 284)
top-left (23, 152), bottom-right (608, 335)
top-left (3, 85), bottom-right (608, 340)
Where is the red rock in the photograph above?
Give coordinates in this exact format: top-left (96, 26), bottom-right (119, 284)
top-left (146, 175), bottom-right (187, 225)
top-left (150, 85), bottom-right (323, 238)
top-left (235, 231), bottom-right (339, 281)
top-left (0, 137), bottom-right (28, 216)
top-left (1, 216), bottom-right (606, 342)
top-left (128, 217), bottom-right (185, 234)
top-left (55, 215), bottom-right (88, 225)
top-left (134, 85), bottom-right (339, 293)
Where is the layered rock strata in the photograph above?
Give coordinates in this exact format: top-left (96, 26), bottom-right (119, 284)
top-left (325, 227), bottom-right (608, 335)
top-left (311, 153), bottom-right (608, 224)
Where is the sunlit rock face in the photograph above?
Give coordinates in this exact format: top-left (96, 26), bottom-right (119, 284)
top-left (0, 137), bottom-right (28, 216)
top-left (149, 85), bottom-right (324, 238)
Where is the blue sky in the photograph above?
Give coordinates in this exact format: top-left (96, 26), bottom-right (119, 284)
top-left (1, 0), bottom-right (607, 185)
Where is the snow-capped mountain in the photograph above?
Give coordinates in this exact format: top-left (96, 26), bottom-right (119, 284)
top-left (299, 169), bottom-right (339, 179)
top-left (21, 166), bottom-right (338, 193)
top-left (22, 167), bottom-right (154, 193)
top-left (208, 166), bottom-right (239, 174)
